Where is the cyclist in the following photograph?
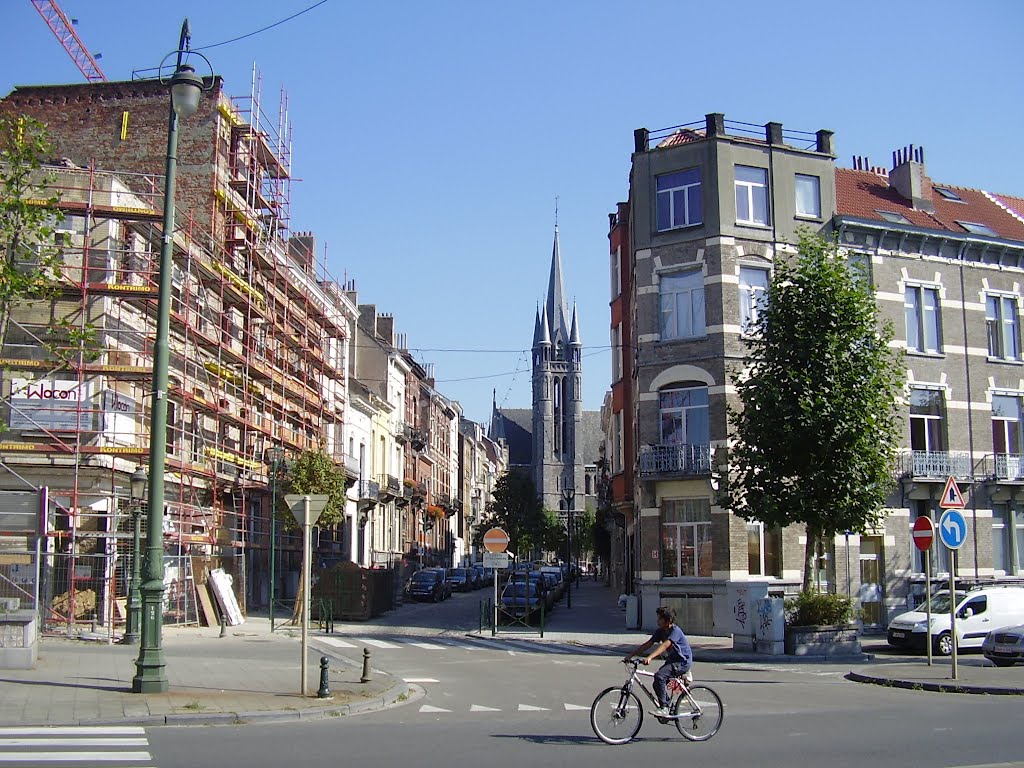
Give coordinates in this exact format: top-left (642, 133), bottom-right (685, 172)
top-left (622, 605), bottom-right (693, 717)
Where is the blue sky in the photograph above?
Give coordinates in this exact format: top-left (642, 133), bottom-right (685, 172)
top-left (3, 1), bottom-right (1023, 425)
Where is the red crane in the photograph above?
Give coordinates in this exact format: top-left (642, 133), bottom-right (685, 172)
top-left (30, 0), bottom-right (107, 82)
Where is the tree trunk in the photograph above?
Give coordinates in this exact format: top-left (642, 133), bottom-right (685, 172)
top-left (803, 525), bottom-right (818, 592)
top-left (825, 534), bottom-right (838, 594)
top-left (283, 577), bottom-right (303, 626)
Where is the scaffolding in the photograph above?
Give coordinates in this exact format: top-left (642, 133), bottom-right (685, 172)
top-left (0, 72), bottom-right (356, 636)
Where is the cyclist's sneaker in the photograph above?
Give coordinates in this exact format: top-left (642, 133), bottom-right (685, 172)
top-left (652, 706), bottom-right (671, 717)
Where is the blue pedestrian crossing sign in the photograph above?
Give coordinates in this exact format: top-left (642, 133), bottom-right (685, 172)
top-left (938, 508), bottom-right (967, 550)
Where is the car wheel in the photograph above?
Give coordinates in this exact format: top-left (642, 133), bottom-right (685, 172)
top-left (934, 632), bottom-right (953, 657)
top-left (990, 657), bottom-right (1017, 668)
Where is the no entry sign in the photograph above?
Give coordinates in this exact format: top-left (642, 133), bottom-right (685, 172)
top-left (483, 527), bottom-right (509, 553)
top-left (912, 516), bottom-right (934, 552)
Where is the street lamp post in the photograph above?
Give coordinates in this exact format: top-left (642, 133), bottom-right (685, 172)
top-left (266, 446), bottom-right (286, 632)
top-left (561, 477), bottom-right (575, 609)
top-left (122, 467), bottom-right (148, 645)
top-left (133, 19), bottom-right (209, 694)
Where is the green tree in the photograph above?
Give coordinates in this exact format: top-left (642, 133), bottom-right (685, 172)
top-left (277, 449), bottom-right (350, 531)
top-left (0, 116), bottom-right (63, 354)
top-left (473, 470), bottom-right (546, 562)
top-left (727, 230), bottom-right (904, 592)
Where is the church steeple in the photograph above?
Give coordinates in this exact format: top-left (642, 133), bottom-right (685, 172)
top-left (545, 225), bottom-right (571, 348)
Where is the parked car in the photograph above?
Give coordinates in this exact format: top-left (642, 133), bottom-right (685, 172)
top-left (982, 623), bottom-right (1024, 667)
top-left (407, 568), bottom-right (448, 602)
top-left (447, 567), bottom-right (474, 592)
top-left (887, 586), bottom-right (1024, 655)
top-left (499, 579), bottom-right (543, 619)
top-left (470, 564), bottom-right (491, 588)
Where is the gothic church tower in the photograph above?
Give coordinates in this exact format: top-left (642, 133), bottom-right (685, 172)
top-left (532, 225), bottom-right (583, 513)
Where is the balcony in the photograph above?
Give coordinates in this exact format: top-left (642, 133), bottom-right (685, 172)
top-left (895, 451), bottom-right (972, 481)
top-left (409, 428), bottom-right (427, 452)
top-left (358, 480), bottom-right (380, 503)
top-left (395, 422), bottom-right (409, 445)
top-left (341, 453), bottom-right (360, 486)
top-left (376, 474), bottom-right (401, 502)
top-left (638, 443), bottom-right (711, 478)
top-left (981, 453), bottom-right (1024, 482)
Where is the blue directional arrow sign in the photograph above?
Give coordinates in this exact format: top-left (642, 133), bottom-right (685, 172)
top-left (938, 508), bottom-right (967, 550)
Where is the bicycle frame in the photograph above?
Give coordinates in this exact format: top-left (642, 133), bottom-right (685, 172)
top-left (620, 661), bottom-right (689, 718)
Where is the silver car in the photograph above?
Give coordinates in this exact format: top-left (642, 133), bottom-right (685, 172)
top-left (982, 623), bottom-right (1024, 667)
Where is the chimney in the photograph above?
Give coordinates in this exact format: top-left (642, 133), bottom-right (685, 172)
top-left (706, 113), bottom-right (725, 137)
top-left (288, 231), bottom-right (315, 269)
top-left (888, 144), bottom-right (933, 212)
top-left (765, 122), bottom-right (784, 146)
top-left (816, 129), bottom-right (834, 156)
top-left (633, 128), bottom-right (649, 153)
top-left (358, 304), bottom-right (377, 336)
top-left (377, 312), bottom-right (395, 345)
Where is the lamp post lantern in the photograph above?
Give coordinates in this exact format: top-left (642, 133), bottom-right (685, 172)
top-left (561, 477), bottom-right (575, 609)
top-left (122, 467), bottom-right (148, 645)
top-left (266, 446), bottom-right (286, 632)
top-left (133, 19), bottom-right (210, 694)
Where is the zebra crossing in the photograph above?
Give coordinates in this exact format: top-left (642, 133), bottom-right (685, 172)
top-left (416, 702), bottom-right (593, 714)
top-left (0, 726), bottom-right (153, 766)
top-left (315, 634), bottom-right (610, 656)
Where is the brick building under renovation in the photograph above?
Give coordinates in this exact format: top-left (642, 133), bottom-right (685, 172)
top-left (0, 72), bottom-right (362, 633)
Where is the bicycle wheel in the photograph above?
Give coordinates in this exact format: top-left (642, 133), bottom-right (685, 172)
top-left (672, 684), bottom-right (724, 741)
top-left (590, 686), bottom-right (643, 745)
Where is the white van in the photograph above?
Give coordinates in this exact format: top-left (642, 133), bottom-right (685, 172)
top-left (887, 585), bottom-right (1024, 656)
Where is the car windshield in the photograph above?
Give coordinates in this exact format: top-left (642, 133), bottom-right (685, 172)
top-left (451, 568), bottom-right (466, 576)
top-left (926, 591), bottom-right (968, 613)
top-left (412, 573), bottom-right (435, 582)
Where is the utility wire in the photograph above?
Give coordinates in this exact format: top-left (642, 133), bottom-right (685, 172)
top-left (194, 1), bottom-right (329, 52)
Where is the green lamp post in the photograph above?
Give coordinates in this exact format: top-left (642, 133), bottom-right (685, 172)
top-left (122, 467), bottom-right (148, 645)
top-left (132, 19), bottom-right (209, 694)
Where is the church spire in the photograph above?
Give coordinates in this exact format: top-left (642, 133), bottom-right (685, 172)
top-left (569, 302), bottom-right (582, 347)
top-left (545, 222), bottom-right (570, 346)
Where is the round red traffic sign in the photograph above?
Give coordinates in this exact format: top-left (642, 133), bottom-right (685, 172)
top-left (483, 527), bottom-right (509, 553)
top-left (912, 516), bottom-right (934, 552)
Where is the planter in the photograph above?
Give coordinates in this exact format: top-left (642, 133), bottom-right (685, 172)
top-left (784, 624), bottom-right (861, 658)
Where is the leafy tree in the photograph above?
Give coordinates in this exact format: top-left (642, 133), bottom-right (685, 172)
top-left (727, 230), bottom-right (904, 592)
top-left (0, 116), bottom-right (63, 354)
top-left (277, 449), bottom-right (350, 531)
top-left (473, 470), bottom-right (546, 562)
top-left (538, 509), bottom-right (566, 559)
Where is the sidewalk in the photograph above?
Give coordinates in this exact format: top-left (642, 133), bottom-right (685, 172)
top-left (0, 617), bottom-right (409, 727)
top-left (471, 578), bottom-right (1024, 695)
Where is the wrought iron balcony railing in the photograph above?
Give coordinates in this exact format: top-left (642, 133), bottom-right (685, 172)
top-left (358, 480), bottom-right (380, 502)
top-left (895, 451), bottom-right (972, 480)
top-left (638, 443), bottom-right (711, 477)
top-left (981, 453), bottom-right (1024, 482)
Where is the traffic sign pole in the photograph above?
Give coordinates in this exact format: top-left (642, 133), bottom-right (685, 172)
top-left (949, 550), bottom-right (958, 680)
top-left (925, 548), bottom-right (932, 667)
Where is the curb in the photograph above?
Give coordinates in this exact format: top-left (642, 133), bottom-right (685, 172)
top-left (846, 671), bottom-right (1024, 696)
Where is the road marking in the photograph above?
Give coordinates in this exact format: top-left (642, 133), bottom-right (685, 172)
top-left (353, 637), bottom-right (400, 649)
top-left (419, 705), bottom-right (451, 713)
top-left (0, 738), bottom-right (148, 747)
top-left (460, 637), bottom-right (507, 650)
top-left (0, 751), bottom-right (152, 762)
top-left (406, 641), bottom-right (446, 650)
top-left (470, 705), bottom-right (501, 712)
top-left (518, 704), bottom-right (549, 711)
top-left (403, 678), bottom-right (439, 683)
top-left (319, 637), bottom-right (357, 648)
top-left (0, 728), bottom-right (145, 736)
top-left (564, 704), bottom-right (590, 711)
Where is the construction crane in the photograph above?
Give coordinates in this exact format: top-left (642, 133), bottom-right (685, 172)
top-left (30, 0), bottom-right (107, 82)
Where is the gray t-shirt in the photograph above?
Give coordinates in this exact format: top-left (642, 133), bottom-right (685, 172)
top-left (650, 624), bottom-right (692, 667)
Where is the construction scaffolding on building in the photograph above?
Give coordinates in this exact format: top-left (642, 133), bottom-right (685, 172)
top-left (0, 71), bottom-right (356, 638)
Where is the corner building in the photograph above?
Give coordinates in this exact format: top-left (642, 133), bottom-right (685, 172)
top-left (614, 113), bottom-right (1024, 634)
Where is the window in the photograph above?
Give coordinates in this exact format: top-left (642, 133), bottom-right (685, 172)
top-left (991, 505), bottom-right (1024, 574)
top-left (987, 294), bottom-right (1021, 362)
top-left (661, 498), bottom-right (712, 578)
top-left (659, 270), bottom-right (705, 340)
top-left (877, 210), bottom-right (910, 224)
top-left (657, 169), bottom-right (702, 230)
top-left (846, 251), bottom-right (872, 285)
top-left (904, 284), bottom-right (942, 353)
top-left (934, 186), bottom-right (961, 201)
top-left (958, 221), bottom-right (997, 236)
top-left (659, 386), bottom-right (709, 446)
top-left (909, 388), bottom-right (945, 452)
top-left (611, 325), bottom-right (622, 381)
top-left (992, 394), bottom-right (1024, 480)
top-left (739, 266), bottom-right (769, 332)
top-left (735, 166), bottom-right (769, 225)
top-left (794, 174), bottom-right (821, 218)
top-left (746, 521), bottom-right (781, 577)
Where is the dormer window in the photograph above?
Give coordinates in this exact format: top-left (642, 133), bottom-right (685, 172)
top-left (957, 221), bottom-right (997, 237)
top-left (934, 186), bottom-right (962, 201)
top-left (876, 210), bottom-right (910, 224)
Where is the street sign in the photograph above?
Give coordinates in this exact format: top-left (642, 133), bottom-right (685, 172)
top-left (938, 508), bottom-right (967, 550)
top-left (483, 527), bottom-right (509, 553)
top-left (912, 516), bottom-right (935, 552)
top-left (482, 552), bottom-right (510, 569)
top-left (939, 476), bottom-right (966, 509)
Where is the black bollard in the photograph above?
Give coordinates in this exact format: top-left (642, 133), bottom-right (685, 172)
top-left (317, 656), bottom-right (331, 698)
top-left (360, 647), bottom-right (371, 683)
top-left (219, 611), bottom-right (226, 638)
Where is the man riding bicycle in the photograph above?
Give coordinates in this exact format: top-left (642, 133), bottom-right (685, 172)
top-left (623, 605), bottom-right (692, 717)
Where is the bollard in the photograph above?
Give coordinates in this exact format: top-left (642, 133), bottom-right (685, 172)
top-left (317, 656), bottom-right (331, 698)
top-left (219, 611), bottom-right (227, 638)
top-left (360, 647), bottom-right (372, 683)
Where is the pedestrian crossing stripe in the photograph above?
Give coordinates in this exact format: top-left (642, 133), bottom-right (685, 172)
top-left (403, 678), bottom-right (439, 683)
top-left (0, 750), bottom-right (153, 762)
top-left (0, 737), bottom-right (148, 746)
top-left (0, 728), bottom-right (146, 735)
top-left (354, 637), bottom-right (400, 649)
top-left (319, 637), bottom-right (356, 648)
top-left (315, 635), bottom-right (604, 655)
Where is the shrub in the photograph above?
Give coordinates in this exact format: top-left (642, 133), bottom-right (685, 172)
top-left (785, 590), bottom-right (853, 626)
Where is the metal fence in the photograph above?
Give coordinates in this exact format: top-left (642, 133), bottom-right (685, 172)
top-left (0, 492), bottom-right (41, 615)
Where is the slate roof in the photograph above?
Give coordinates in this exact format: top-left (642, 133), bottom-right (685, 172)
top-left (835, 168), bottom-right (1024, 243)
top-left (490, 408), bottom-right (603, 470)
